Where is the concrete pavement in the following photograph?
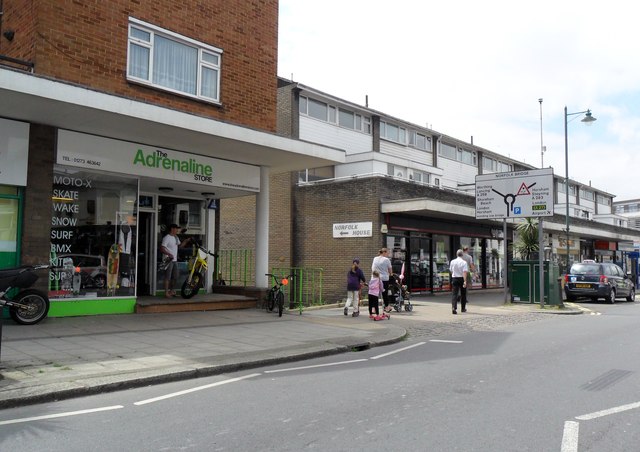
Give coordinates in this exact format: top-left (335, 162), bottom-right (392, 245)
top-left (0, 289), bottom-right (580, 409)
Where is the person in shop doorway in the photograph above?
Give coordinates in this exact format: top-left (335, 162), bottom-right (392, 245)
top-left (372, 248), bottom-right (393, 313)
top-left (449, 249), bottom-right (469, 314)
top-left (344, 258), bottom-right (366, 317)
top-left (160, 223), bottom-right (192, 298)
top-left (462, 246), bottom-right (476, 303)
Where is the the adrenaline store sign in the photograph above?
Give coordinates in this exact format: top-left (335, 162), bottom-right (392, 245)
top-left (56, 130), bottom-right (260, 193)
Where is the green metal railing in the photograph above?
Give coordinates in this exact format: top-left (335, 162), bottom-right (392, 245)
top-left (216, 249), bottom-right (254, 286)
top-left (271, 267), bottom-right (324, 313)
top-left (215, 251), bottom-right (324, 312)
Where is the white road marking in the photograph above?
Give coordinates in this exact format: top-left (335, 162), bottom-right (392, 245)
top-left (369, 342), bottom-right (426, 360)
top-left (134, 373), bottom-right (260, 406)
top-left (561, 421), bottom-right (579, 452)
top-left (429, 339), bottom-right (464, 344)
top-left (0, 405), bottom-right (124, 426)
top-left (264, 359), bottom-right (368, 374)
top-left (565, 302), bottom-right (601, 315)
top-left (576, 401), bottom-right (640, 420)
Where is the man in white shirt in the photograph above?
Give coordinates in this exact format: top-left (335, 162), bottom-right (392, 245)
top-left (160, 224), bottom-right (191, 298)
top-left (449, 249), bottom-right (468, 314)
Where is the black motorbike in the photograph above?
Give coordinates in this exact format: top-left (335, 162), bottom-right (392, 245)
top-left (0, 264), bottom-right (50, 325)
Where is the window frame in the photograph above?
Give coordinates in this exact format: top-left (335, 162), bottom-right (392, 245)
top-left (127, 18), bottom-right (223, 103)
top-left (380, 121), bottom-right (407, 144)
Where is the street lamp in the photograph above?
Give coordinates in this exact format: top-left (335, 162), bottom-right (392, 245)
top-left (564, 106), bottom-right (596, 270)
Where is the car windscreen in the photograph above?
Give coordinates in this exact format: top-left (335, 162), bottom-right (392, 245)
top-left (570, 264), bottom-right (601, 275)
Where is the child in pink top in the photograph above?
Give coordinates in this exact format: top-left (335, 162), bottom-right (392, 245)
top-left (368, 270), bottom-right (382, 318)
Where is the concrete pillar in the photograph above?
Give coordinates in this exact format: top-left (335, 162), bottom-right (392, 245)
top-left (255, 166), bottom-right (269, 288)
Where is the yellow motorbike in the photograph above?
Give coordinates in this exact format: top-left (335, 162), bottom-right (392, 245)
top-left (181, 241), bottom-right (216, 299)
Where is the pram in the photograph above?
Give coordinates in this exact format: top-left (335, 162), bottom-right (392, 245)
top-left (388, 273), bottom-right (413, 312)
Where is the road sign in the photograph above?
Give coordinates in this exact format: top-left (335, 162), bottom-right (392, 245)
top-left (333, 222), bottom-right (373, 238)
top-left (475, 168), bottom-right (554, 219)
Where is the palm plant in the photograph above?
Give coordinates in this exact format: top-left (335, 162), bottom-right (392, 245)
top-left (513, 218), bottom-right (539, 260)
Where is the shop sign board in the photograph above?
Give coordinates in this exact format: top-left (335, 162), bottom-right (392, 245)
top-left (0, 118), bottom-right (29, 186)
top-left (475, 168), bottom-right (554, 219)
top-left (57, 130), bottom-right (260, 192)
top-left (333, 222), bottom-right (372, 238)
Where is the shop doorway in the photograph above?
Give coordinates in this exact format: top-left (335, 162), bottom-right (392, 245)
top-left (136, 211), bottom-right (155, 296)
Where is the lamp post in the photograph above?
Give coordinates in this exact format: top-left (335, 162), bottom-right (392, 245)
top-left (564, 106), bottom-right (596, 271)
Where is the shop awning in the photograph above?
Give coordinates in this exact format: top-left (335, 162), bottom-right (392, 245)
top-left (0, 68), bottom-right (345, 173)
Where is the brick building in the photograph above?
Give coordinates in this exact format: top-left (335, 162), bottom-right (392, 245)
top-left (0, 1), bottom-right (343, 316)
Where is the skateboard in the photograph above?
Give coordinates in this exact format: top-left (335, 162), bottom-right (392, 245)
top-left (107, 243), bottom-right (120, 295)
top-left (372, 313), bottom-right (390, 321)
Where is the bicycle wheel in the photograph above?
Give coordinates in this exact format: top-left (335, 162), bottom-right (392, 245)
top-left (276, 291), bottom-right (284, 317)
top-left (266, 288), bottom-right (276, 311)
top-left (181, 272), bottom-right (202, 299)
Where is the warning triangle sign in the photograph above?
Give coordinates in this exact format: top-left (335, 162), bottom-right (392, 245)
top-left (516, 182), bottom-right (531, 196)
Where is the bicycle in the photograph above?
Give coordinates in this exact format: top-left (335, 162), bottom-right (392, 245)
top-left (181, 240), bottom-right (216, 299)
top-left (265, 273), bottom-right (295, 317)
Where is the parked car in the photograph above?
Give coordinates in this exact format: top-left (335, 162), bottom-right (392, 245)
top-left (564, 261), bottom-right (635, 303)
top-left (56, 254), bottom-right (108, 289)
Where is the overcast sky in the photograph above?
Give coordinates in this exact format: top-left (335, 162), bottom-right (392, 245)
top-left (278, 0), bottom-right (640, 201)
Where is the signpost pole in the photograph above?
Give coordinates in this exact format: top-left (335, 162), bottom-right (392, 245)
top-left (504, 218), bottom-right (509, 304)
top-left (539, 218), bottom-right (545, 308)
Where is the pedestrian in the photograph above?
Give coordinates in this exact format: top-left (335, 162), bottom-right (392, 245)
top-left (345, 258), bottom-right (366, 317)
top-left (449, 249), bottom-right (469, 314)
top-left (462, 246), bottom-right (476, 304)
top-left (159, 224), bottom-right (192, 298)
top-left (367, 270), bottom-right (382, 318)
top-left (372, 247), bottom-right (393, 312)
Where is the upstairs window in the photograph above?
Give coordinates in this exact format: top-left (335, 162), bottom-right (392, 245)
top-left (581, 190), bottom-right (595, 201)
top-left (380, 121), bottom-right (406, 144)
top-left (127, 18), bottom-right (222, 103)
top-left (299, 97), bottom-right (370, 132)
top-left (409, 132), bottom-right (431, 151)
top-left (440, 144), bottom-right (476, 165)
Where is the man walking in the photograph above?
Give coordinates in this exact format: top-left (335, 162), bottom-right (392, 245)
top-left (449, 249), bottom-right (469, 314)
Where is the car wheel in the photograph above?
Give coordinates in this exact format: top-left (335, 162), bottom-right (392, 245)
top-left (605, 287), bottom-right (615, 304)
top-left (626, 287), bottom-right (636, 302)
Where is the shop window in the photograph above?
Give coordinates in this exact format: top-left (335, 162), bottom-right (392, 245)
top-left (50, 166), bottom-right (138, 300)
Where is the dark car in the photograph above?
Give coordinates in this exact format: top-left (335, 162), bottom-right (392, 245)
top-left (564, 261), bottom-right (635, 303)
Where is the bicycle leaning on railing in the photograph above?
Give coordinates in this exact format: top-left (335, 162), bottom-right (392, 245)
top-left (265, 273), bottom-right (295, 317)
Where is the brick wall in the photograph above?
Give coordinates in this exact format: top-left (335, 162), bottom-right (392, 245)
top-left (2, 0), bottom-right (279, 132)
top-left (0, 0), bottom-right (36, 65)
top-left (293, 179), bottom-right (382, 303)
top-left (292, 177), bottom-right (478, 302)
top-left (219, 170), bottom-right (295, 277)
top-left (22, 124), bottom-right (56, 291)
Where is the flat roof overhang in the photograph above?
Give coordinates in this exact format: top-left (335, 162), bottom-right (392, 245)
top-left (382, 198), bottom-right (640, 242)
top-left (0, 68), bottom-right (345, 197)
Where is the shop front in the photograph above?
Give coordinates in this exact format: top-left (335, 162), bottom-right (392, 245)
top-left (0, 118), bottom-right (29, 269)
top-left (48, 130), bottom-right (260, 316)
top-left (385, 215), bottom-right (506, 294)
